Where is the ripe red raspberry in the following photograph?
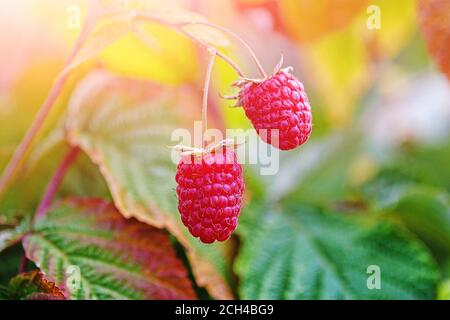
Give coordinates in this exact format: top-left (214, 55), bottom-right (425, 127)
top-left (237, 68), bottom-right (312, 150)
top-left (175, 147), bottom-right (244, 244)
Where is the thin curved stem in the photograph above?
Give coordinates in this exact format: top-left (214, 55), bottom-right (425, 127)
top-left (181, 30), bottom-right (245, 78)
top-left (18, 146), bottom-right (80, 275)
top-left (18, 255), bottom-right (29, 274)
top-left (0, 73), bottom-right (67, 197)
top-left (134, 13), bottom-right (246, 78)
top-left (202, 49), bottom-right (216, 148)
top-left (34, 146), bottom-right (80, 222)
top-left (184, 21), bottom-right (267, 78)
top-left (0, 2), bottom-right (96, 197)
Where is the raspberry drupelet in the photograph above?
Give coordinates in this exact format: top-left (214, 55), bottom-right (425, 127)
top-left (175, 147), bottom-right (244, 244)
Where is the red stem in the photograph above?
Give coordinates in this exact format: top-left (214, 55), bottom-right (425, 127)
top-left (0, 2), bottom-right (96, 197)
top-left (202, 49), bottom-right (216, 148)
top-left (134, 13), bottom-right (246, 78)
top-left (182, 31), bottom-right (245, 78)
top-left (184, 21), bottom-right (267, 78)
top-left (18, 255), bottom-right (29, 274)
top-left (34, 146), bottom-right (80, 222)
top-left (0, 73), bottom-right (68, 196)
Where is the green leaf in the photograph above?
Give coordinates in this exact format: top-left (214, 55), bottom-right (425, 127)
top-left (23, 198), bottom-right (196, 300)
top-left (66, 70), bottom-right (234, 299)
top-left (0, 229), bottom-right (22, 254)
top-left (64, 0), bottom-right (229, 74)
top-left (0, 244), bottom-right (27, 286)
top-left (99, 0), bottom-right (230, 46)
top-left (279, 133), bottom-right (363, 204)
top-left (0, 218), bottom-right (30, 253)
top-left (438, 279), bottom-right (450, 300)
top-left (394, 143), bottom-right (450, 193)
top-left (1, 270), bottom-right (66, 300)
top-left (236, 204), bottom-right (439, 299)
top-left (0, 286), bottom-right (9, 299)
top-left (1, 140), bottom-right (110, 225)
top-left (361, 167), bottom-right (450, 255)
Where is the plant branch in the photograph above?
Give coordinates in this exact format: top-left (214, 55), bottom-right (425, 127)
top-left (183, 21), bottom-right (267, 78)
top-left (34, 146), bottom-right (80, 222)
top-left (181, 30), bottom-right (245, 78)
top-left (202, 48), bottom-right (216, 148)
top-left (0, 2), bottom-right (96, 198)
top-left (18, 255), bottom-right (29, 274)
top-left (134, 13), bottom-right (245, 78)
top-left (0, 73), bottom-right (67, 197)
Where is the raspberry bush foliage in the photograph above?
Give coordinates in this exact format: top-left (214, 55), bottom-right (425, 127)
top-left (0, 0), bottom-right (449, 300)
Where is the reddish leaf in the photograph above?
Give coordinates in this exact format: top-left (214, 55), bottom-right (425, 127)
top-left (419, 0), bottom-right (450, 79)
top-left (7, 270), bottom-right (66, 300)
top-left (23, 198), bottom-right (196, 300)
top-left (66, 70), bottom-right (234, 299)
